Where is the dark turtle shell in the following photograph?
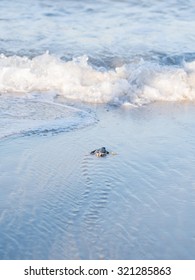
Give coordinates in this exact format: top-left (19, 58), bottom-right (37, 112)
top-left (90, 147), bottom-right (109, 157)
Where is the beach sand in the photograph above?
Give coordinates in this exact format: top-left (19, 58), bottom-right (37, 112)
top-left (0, 102), bottom-right (195, 260)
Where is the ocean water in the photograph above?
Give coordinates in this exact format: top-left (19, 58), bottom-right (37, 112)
top-left (0, 0), bottom-right (195, 259)
top-left (0, 0), bottom-right (195, 137)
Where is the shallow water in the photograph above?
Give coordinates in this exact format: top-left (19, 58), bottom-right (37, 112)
top-left (0, 103), bottom-right (195, 259)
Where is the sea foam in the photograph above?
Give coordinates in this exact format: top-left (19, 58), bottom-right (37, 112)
top-left (0, 52), bottom-right (195, 105)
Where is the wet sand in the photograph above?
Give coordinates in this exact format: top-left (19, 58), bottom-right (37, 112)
top-left (0, 102), bottom-right (195, 259)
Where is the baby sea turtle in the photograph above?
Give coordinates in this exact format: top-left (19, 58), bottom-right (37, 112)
top-left (90, 147), bottom-right (109, 157)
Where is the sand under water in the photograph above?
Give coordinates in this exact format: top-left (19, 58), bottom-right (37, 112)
top-left (0, 101), bottom-right (195, 260)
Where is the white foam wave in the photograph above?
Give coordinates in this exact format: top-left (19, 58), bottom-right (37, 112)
top-left (0, 52), bottom-right (195, 105)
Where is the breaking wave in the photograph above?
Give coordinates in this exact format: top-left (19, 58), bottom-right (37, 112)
top-left (0, 52), bottom-right (195, 105)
